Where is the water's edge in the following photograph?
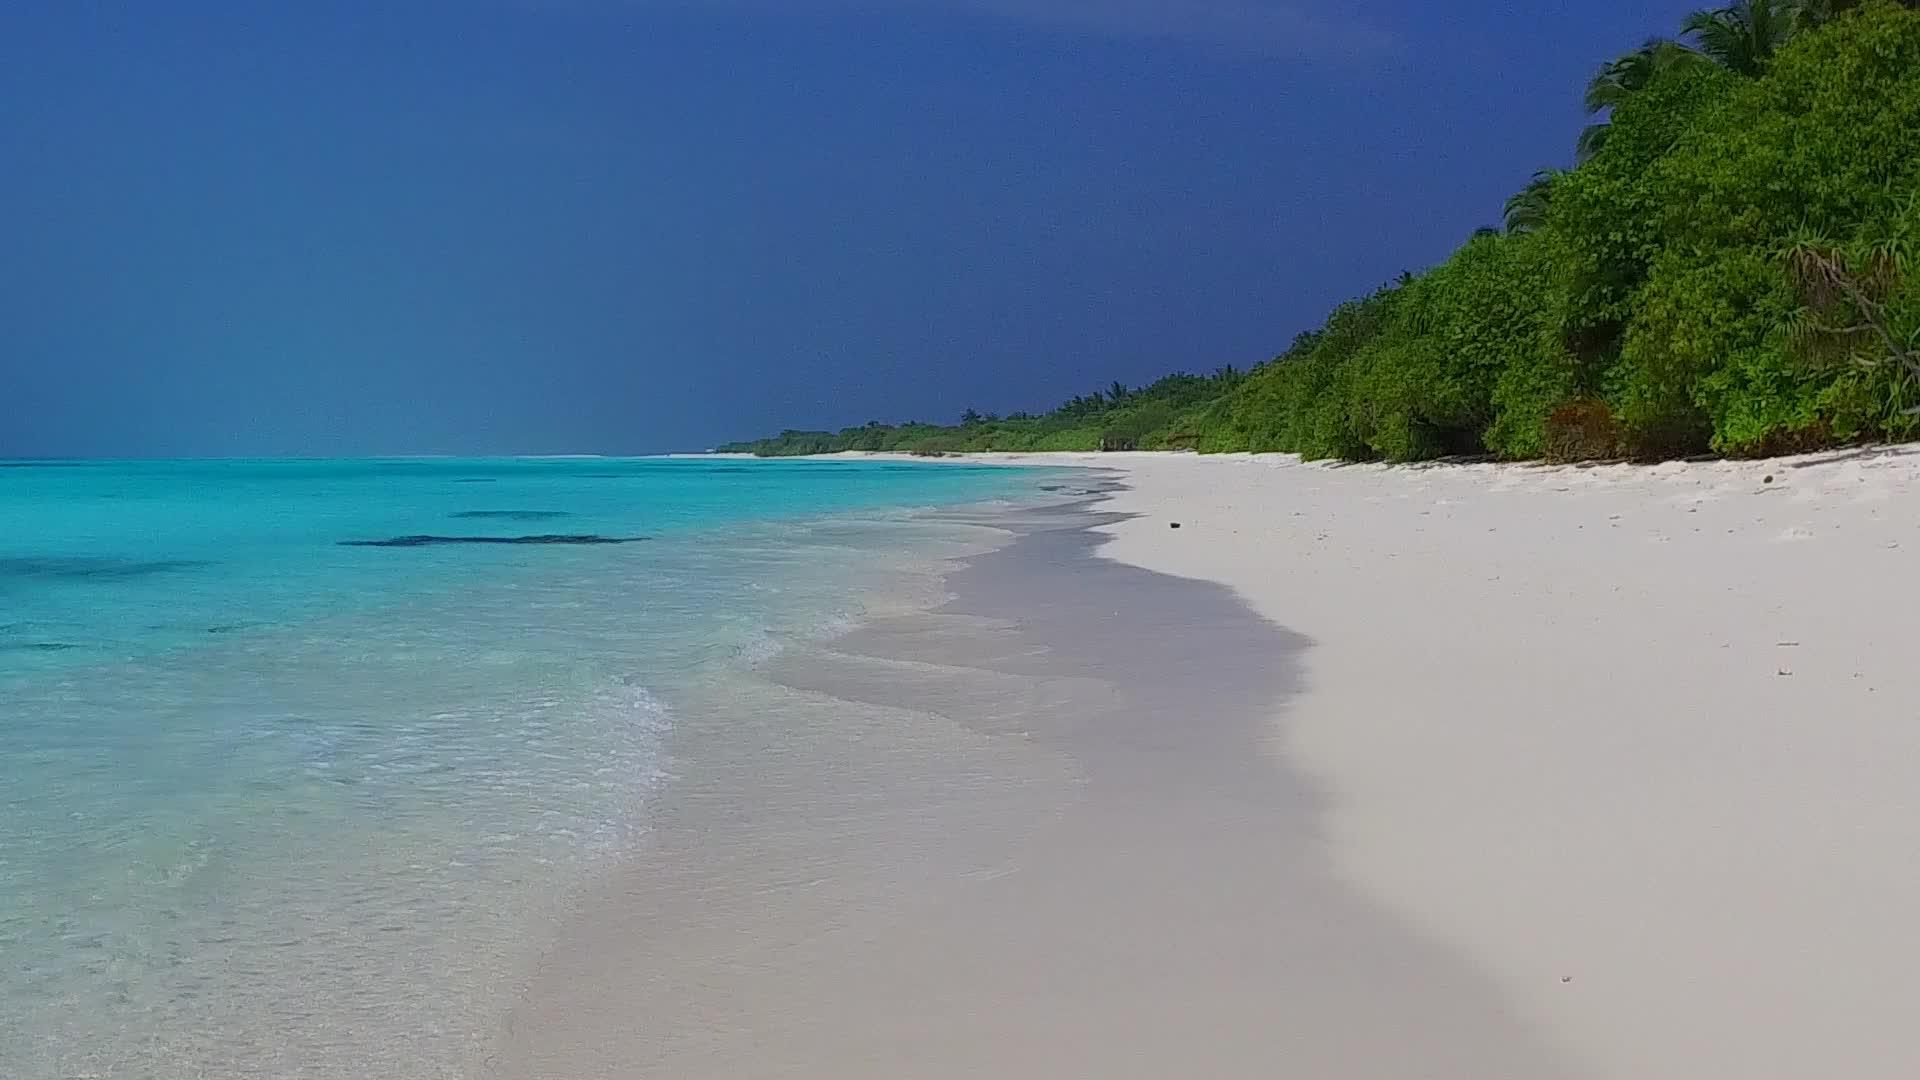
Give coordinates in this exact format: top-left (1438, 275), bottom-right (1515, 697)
top-left (487, 475), bottom-right (1582, 1078)
top-left (0, 459), bottom-right (1063, 1079)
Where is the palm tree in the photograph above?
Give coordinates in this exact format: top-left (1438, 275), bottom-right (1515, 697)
top-left (1574, 1), bottom-right (1808, 161)
top-left (1503, 169), bottom-right (1562, 234)
top-left (1582, 39), bottom-right (1696, 114)
top-left (1577, 38), bottom-right (1701, 160)
top-left (1681, 0), bottom-right (1799, 75)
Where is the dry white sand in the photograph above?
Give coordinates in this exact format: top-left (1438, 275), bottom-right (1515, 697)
top-left (1048, 447), bottom-right (1920, 1079)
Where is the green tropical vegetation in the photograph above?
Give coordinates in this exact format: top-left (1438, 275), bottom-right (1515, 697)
top-left (721, 1), bottom-right (1920, 462)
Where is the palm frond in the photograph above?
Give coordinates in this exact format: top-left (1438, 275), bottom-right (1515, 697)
top-left (1503, 169), bottom-right (1562, 234)
top-left (1681, 1), bottom-right (1800, 75)
top-left (1783, 232), bottom-right (1920, 383)
top-left (1575, 123), bottom-right (1609, 162)
top-left (1583, 38), bottom-right (1693, 114)
top-left (1576, 37), bottom-right (1708, 159)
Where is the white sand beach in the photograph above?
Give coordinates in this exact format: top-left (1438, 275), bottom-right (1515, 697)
top-left (1069, 448), bottom-right (1920, 1078)
top-left (495, 448), bottom-right (1920, 1080)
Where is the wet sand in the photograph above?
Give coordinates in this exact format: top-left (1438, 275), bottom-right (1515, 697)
top-left (489, 485), bottom-right (1579, 1078)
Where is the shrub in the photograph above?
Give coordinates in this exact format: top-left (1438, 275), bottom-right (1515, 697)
top-left (1542, 400), bottom-right (1621, 461)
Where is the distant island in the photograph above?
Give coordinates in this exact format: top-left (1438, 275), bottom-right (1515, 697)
top-left (723, 1), bottom-right (1920, 463)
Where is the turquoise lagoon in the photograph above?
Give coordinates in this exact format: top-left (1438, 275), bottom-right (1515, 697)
top-left (0, 457), bottom-right (1045, 1078)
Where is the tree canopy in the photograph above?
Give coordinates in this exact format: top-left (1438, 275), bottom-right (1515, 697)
top-left (723, 2), bottom-right (1920, 463)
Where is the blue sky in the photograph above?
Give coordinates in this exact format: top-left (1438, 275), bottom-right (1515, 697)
top-left (0, 1), bottom-right (1692, 456)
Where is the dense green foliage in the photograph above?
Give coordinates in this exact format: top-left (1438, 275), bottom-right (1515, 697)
top-left (716, 370), bottom-right (1247, 456)
top-left (722, 2), bottom-right (1920, 462)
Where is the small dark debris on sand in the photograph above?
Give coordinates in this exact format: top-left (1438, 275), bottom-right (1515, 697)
top-left (340, 534), bottom-right (649, 548)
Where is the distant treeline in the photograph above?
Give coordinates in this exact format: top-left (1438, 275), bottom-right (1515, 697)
top-left (722, 2), bottom-right (1920, 462)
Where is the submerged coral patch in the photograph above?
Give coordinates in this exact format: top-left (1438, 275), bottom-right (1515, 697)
top-left (339, 534), bottom-right (648, 548)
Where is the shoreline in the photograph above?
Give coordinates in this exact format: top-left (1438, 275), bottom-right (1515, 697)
top-left (711, 441), bottom-right (1920, 471)
top-left (495, 446), bottom-right (1920, 1078)
top-left (489, 482), bottom-right (1577, 1078)
top-left (0, 458), bottom-right (1045, 1080)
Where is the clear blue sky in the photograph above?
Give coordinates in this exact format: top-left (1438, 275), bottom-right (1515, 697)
top-left (0, 1), bottom-right (1692, 456)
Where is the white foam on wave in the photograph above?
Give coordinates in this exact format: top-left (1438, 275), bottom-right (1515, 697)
top-left (812, 610), bottom-right (864, 641)
top-left (726, 605), bottom-right (872, 670)
top-left (729, 623), bottom-right (787, 667)
top-left (0, 615), bottom-right (689, 1080)
top-left (0, 456), bottom-right (1044, 1079)
top-left (576, 676), bottom-right (678, 849)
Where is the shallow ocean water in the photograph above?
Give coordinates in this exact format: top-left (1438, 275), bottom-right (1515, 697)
top-left (0, 457), bottom-right (1043, 1078)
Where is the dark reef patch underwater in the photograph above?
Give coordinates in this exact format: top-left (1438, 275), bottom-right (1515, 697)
top-left (339, 534), bottom-right (649, 548)
top-left (0, 557), bottom-right (210, 581)
top-left (450, 510), bottom-right (573, 521)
